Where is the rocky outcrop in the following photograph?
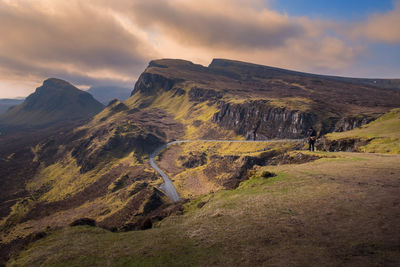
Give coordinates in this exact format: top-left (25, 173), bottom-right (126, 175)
top-left (131, 72), bottom-right (184, 96)
top-left (70, 218), bottom-right (96, 227)
top-left (107, 99), bottom-right (129, 113)
top-left (98, 187), bottom-right (171, 232)
top-left (317, 137), bottom-right (371, 152)
top-left (203, 147), bottom-right (318, 190)
top-left (333, 116), bottom-right (375, 132)
top-left (212, 100), bottom-right (317, 139)
top-left (73, 132), bottom-right (164, 173)
top-left (179, 152), bottom-right (208, 168)
top-left (189, 87), bottom-right (223, 102)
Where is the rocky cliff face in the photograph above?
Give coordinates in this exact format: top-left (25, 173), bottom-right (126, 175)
top-left (188, 87), bottom-right (223, 102)
top-left (333, 116), bottom-right (375, 132)
top-left (317, 137), bottom-right (371, 152)
top-left (131, 58), bottom-right (400, 140)
top-left (132, 70), bottom-right (378, 139)
top-left (211, 101), bottom-right (376, 139)
top-left (212, 100), bottom-right (318, 139)
top-left (132, 72), bottom-right (183, 96)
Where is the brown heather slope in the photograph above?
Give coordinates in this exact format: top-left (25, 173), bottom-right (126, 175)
top-left (8, 152), bottom-right (400, 266)
top-left (1, 59), bottom-right (400, 264)
top-left (132, 59), bottom-right (400, 138)
top-left (141, 58), bottom-right (400, 114)
top-left (0, 100), bottom-right (186, 264)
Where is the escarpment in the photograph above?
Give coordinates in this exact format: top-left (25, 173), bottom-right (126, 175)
top-left (2, 58), bottom-right (400, 264)
top-left (129, 58), bottom-right (400, 139)
top-left (212, 100), bottom-right (317, 139)
top-left (132, 72), bottom-right (184, 96)
top-left (333, 115), bottom-right (376, 132)
top-left (211, 100), bottom-right (379, 139)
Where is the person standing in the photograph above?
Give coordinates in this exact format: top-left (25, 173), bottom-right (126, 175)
top-left (306, 127), bottom-right (317, 151)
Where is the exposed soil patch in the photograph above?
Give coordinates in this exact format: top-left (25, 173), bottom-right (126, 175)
top-left (317, 137), bottom-right (371, 152)
top-left (265, 152), bottom-right (321, 165)
top-left (179, 152), bottom-right (208, 168)
top-left (156, 145), bottom-right (185, 176)
top-left (70, 218), bottom-right (96, 227)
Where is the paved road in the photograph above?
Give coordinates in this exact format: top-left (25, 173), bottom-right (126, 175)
top-left (149, 139), bottom-right (302, 202)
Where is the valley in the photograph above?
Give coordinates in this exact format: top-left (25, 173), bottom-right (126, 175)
top-left (8, 151), bottom-right (400, 266)
top-left (0, 58), bottom-right (399, 266)
top-left (152, 139), bottom-right (302, 200)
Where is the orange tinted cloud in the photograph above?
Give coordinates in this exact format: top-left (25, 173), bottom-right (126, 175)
top-left (0, 0), bottom-right (394, 97)
top-left (121, 0), bottom-right (360, 72)
top-left (351, 4), bottom-right (400, 43)
top-left (0, 0), bottom-right (155, 88)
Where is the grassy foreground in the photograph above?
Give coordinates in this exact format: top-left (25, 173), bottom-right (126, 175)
top-left (9, 152), bottom-right (400, 266)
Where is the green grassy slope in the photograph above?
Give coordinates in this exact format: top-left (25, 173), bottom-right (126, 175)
top-left (2, 59), bottom-right (400, 265)
top-left (324, 108), bottom-right (400, 153)
top-left (9, 152), bottom-right (400, 266)
top-left (0, 99), bottom-right (184, 246)
top-left (156, 141), bottom-right (300, 198)
top-left (125, 82), bottom-right (241, 139)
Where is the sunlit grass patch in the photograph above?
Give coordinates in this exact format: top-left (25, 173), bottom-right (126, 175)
top-left (9, 152), bottom-right (400, 266)
top-left (325, 108), bottom-right (400, 154)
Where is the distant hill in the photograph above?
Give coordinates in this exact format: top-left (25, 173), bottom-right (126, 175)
top-left (1, 59), bottom-right (400, 265)
top-left (0, 98), bottom-right (24, 114)
top-left (0, 78), bottom-right (104, 131)
top-left (209, 58), bottom-right (400, 90)
top-left (87, 86), bottom-right (132, 105)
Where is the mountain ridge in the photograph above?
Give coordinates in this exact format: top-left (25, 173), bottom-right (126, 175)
top-left (1, 58), bottom-right (399, 265)
top-left (131, 58), bottom-right (400, 139)
top-left (0, 78), bottom-right (104, 131)
top-left (209, 58), bottom-right (400, 90)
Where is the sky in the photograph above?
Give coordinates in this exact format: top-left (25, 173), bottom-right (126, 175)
top-left (0, 0), bottom-right (399, 98)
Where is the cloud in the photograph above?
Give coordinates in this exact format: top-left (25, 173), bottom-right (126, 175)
top-left (0, 0), bottom-right (396, 97)
top-left (119, 0), bottom-right (360, 72)
top-left (351, 4), bottom-right (400, 43)
top-left (126, 0), bottom-right (305, 49)
top-left (0, 0), bottom-right (155, 91)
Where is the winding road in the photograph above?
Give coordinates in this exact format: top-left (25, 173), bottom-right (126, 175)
top-left (150, 139), bottom-right (302, 202)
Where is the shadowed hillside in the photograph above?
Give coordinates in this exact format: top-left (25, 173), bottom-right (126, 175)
top-left (0, 98), bottom-right (24, 115)
top-left (0, 78), bottom-right (104, 132)
top-left (1, 59), bottom-right (399, 265)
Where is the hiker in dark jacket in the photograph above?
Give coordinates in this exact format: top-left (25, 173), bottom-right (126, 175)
top-left (306, 127), bottom-right (317, 151)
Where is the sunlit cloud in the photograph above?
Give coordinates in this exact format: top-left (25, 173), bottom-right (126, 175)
top-left (0, 0), bottom-right (156, 95)
top-left (351, 3), bottom-right (400, 43)
top-left (0, 0), bottom-right (398, 97)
